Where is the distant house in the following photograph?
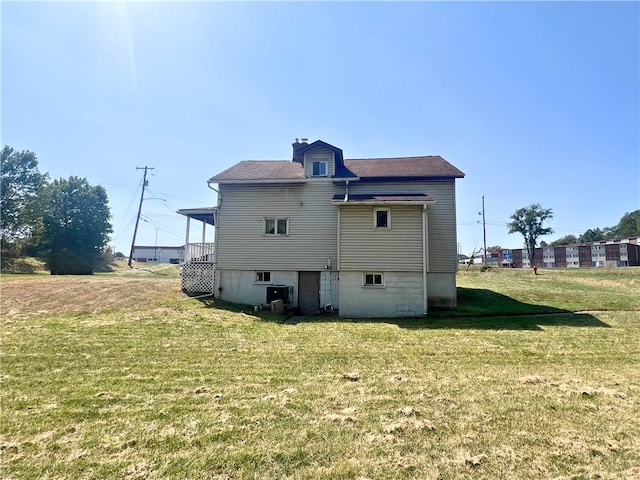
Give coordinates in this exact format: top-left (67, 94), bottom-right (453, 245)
top-left (131, 245), bottom-right (185, 264)
top-left (188, 139), bottom-right (465, 317)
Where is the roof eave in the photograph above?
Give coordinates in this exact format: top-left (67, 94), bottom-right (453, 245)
top-left (331, 200), bottom-right (436, 206)
top-left (357, 175), bottom-right (464, 182)
top-left (211, 178), bottom-right (307, 185)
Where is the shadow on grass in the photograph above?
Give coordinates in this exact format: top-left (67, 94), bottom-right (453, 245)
top-left (187, 288), bottom-right (611, 331)
top-left (190, 295), bottom-right (286, 323)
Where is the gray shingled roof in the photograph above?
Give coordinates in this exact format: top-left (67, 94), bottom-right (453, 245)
top-left (210, 161), bottom-right (305, 182)
top-left (209, 156), bottom-right (464, 182)
top-left (344, 156), bottom-right (464, 179)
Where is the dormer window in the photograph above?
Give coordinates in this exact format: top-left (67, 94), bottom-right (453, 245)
top-left (312, 161), bottom-right (327, 177)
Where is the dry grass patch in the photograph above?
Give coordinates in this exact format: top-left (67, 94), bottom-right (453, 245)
top-left (1, 274), bottom-right (181, 320)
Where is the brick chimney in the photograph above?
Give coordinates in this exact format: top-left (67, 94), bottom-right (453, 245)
top-left (292, 138), bottom-right (309, 162)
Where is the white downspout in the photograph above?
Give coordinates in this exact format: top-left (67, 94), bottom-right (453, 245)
top-left (337, 208), bottom-right (341, 271)
top-left (422, 204), bottom-right (429, 315)
top-left (207, 181), bottom-right (221, 296)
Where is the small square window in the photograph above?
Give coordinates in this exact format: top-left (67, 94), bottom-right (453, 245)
top-left (312, 161), bottom-right (327, 177)
top-left (264, 218), bottom-right (289, 235)
top-left (364, 273), bottom-right (384, 287)
top-left (255, 271), bottom-right (271, 283)
top-left (374, 208), bottom-right (390, 229)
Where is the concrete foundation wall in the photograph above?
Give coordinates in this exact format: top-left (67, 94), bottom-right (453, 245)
top-left (216, 269), bottom-right (457, 315)
top-left (426, 272), bottom-right (457, 309)
top-left (339, 271), bottom-right (423, 318)
top-left (217, 270), bottom-right (299, 308)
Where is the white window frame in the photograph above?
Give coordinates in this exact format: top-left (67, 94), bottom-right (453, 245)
top-left (254, 271), bottom-right (272, 284)
top-left (374, 208), bottom-right (391, 229)
top-left (264, 217), bottom-right (289, 236)
top-left (363, 272), bottom-right (385, 287)
top-left (312, 161), bottom-right (328, 177)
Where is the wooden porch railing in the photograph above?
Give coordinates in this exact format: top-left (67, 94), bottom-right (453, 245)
top-left (185, 242), bottom-right (215, 263)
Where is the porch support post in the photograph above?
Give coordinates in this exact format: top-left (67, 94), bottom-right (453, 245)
top-left (185, 217), bottom-right (191, 262)
top-left (202, 218), bottom-right (206, 252)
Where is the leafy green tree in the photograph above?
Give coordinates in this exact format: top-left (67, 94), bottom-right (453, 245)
top-left (0, 146), bottom-right (47, 250)
top-left (35, 176), bottom-right (112, 274)
top-left (507, 204), bottom-right (553, 267)
top-left (614, 210), bottom-right (639, 238)
top-left (549, 234), bottom-right (577, 247)
top-left (579, 228), bottom-right (606, 243)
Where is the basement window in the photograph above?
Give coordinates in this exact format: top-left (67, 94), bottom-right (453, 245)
top-left (255, 271), bottom-right (272, 284)
top-left (363, 273), bottom-right (384, 287)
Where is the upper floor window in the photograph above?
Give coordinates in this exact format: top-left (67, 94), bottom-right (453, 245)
top-left (374, 208), bottom-right (390, 229)
top-left (312, 161), bottom-right (327, 177)
top-left (265, 217), bottom-right (289, 235)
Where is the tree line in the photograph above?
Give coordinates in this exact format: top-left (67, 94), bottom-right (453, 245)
top-left (547, 210), bottom-right (639, 246)
top-left (1, 145), bottom-right (113, 274)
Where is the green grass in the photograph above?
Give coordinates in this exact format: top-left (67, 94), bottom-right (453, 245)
top-left (1, 268), bottom-right (639, 479)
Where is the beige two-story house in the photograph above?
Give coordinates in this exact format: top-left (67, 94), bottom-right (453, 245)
top-left (206, 139), bottom-right (464, 318)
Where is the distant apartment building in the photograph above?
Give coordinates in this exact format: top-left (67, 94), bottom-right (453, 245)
top-left (495, 238), bottom-right (640, 268)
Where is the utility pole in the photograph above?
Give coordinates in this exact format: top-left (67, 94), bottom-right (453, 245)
top-left (482, 195), bottom-right (487, 266)
top-left (128, 166), bottom-right (154, 268)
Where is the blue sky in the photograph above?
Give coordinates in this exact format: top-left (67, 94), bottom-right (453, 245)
top-left (2, 1), bottom-right (639, 255)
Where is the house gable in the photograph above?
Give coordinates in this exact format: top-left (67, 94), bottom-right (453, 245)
top-left (291, 139), bottom-right (358, 179)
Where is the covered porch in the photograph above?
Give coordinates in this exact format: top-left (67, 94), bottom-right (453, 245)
top-left (177, 207), bottom-right (216, 295)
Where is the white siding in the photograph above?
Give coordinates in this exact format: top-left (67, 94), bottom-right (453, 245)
top-left (339, 205), bottom-right (423, 271)
top-left (345, 180), bottom-right (458, 273)
top-left (216, 182), bottom-right (340, 271)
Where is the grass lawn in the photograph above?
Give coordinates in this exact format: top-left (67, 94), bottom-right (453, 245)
top-left (1, 267), bottom-right (639, 479)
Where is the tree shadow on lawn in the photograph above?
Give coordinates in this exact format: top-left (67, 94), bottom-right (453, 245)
top-left (189, 288), bottom-right (610, 331)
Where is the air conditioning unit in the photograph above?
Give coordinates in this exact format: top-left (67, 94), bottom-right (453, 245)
top-left (266, 285), bottom-right (293, 305)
